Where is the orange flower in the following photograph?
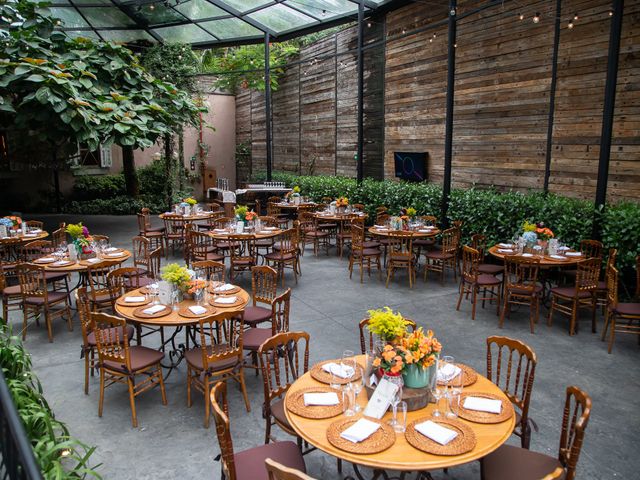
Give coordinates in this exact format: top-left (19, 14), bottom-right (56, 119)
top-left (372, 358), bottom-right (381, 367)
top-left (382, 349), bottom-right (396, 362)
top-left (390, 362), bottom-right (403, 374)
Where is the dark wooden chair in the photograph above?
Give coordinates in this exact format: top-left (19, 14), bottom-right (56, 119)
top-left (192, 260), bottom-right (226, 282)
top-left (500, 255), bottom-right (541, 333)
top-left (456, 246), bottom-right (501, 321)
top-left (424, 227), bottom-right (458, 284)
top-left (265, 229), bottom-right (300, 287)
top-left (228, 234), bottom-right (257, 282)
top-left (385, 230), bottom-right (415, 289)
top-left (481, 386), bottom-right (592, 480)
top-left (245, 265), bottom-right (278, 328)
top-left (472, 233), bottom-right (504, 276)
top-left (486, 336), bottom-right (537, 449)
top-left (601, 265), bottom-right (640, 353)
top-left (348, 224), bottom-right (382, 283)
top-left (162, 213), bottom-right (187, 255)
top-left (210, 382), bottom-right (306, 480)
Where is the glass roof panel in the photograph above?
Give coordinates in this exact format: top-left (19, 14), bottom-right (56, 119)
top-left (50, 0), bottom-right (71, 5)
top-left (286, 0), bottom-right (356, 18)
top-left (78, 7), bottom-right (135, 27)
top-left (154, 23), bottom-right (217, 42)
top-left (70, 0), bottom-right (113, 4)
top-left (133, 5), bottom-right (187, 25)
top-left (99, 29), bottom-right (156, 43)
top-left (220, 0), bottom-right (272, 14)
top-left (248, 3), bottom-right (316, 32)
top-left (199, 17), bottom-right (262, 39)
top-left (49, 7), bottom-right (90, 28)
top-left (65, 29), bottom-right (101, 40)
top-left (174, 0), bottom-right (228, 20)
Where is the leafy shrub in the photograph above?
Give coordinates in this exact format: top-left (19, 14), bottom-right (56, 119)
top-left (0, 325), bottom-right (101, 478)
top-left (72, 175), bottom-right (126, 201)
top-left (252, 172), bottom-right (639, 270)
top-left (65, 195), bottom-right (163, 215)
top-left (137, 158), bottom-right (167, 196)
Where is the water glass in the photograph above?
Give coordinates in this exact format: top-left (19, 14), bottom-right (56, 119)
top-left (446, 367), bottom-right (463, 419)
top-left (394, 401), bottom-right (408, 433)
top-left (352, 367), bottom-right (364, 413)
top-left (388, 381), bottom-right (403, 430)
top-left (341, 350), bottom-right (356, 382)
top-left (430, 383), bottom-right (446, 417)
top-left (342, 383), bottom-right (356, 417)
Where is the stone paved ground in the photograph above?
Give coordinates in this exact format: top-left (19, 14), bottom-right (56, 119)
top-left (6, 214), bottom-right (639, 479)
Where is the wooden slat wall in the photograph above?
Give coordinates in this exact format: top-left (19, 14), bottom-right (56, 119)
top-left (235, 90), bottom-right (252, 182)
top-left (236, 0), bottom-right (640, 202)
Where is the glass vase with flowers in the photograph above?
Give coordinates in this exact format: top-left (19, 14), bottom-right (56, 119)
top-left (65, 223), bottom-right (93, 258)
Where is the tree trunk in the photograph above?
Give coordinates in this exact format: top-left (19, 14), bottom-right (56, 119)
top-left (178, 128), bottom-right (185, 191)
top-left (122, 145), bottom-right (139, 197)
top-left (163, 133), bottom-right (174, 209)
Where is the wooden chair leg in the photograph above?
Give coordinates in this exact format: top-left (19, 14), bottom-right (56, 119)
top-left (608, 316), bottom-right (616, 354)
top-left (204, 377), bottom-right (211, 428)
top-left (98, 368), bottom-right (105, 418)
top-left (187, 366), bottom-right (193, 407)
top-left (158, 365), bottom-right (167, 405)
top-left (238, 370), bottom-right (251, 412)
top-left (456, 281), bottom-right (465, 311)
top-left (128, 378), bottom-right (138, 428)
top-left (84, 353), bottom-right (90, 395)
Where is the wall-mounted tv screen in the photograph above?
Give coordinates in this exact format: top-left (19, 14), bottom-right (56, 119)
top-left (394, 152), bottom-right (427, 182)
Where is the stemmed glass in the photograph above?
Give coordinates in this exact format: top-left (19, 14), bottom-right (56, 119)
top-left (352, 366), bottom-right (364, 413)
top-left (388, 379), bottom-right (403, 432)
top-left (440, 355), bottom-right (455, 416)
top-left (447, 366), bottom-right (463, 419)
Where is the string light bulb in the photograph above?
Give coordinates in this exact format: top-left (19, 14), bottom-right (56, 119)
top-left (518, 12), bottom-right (524, 20)
top-left (321, 9), bottom-right (326, 17)
top-left (573, 13), bottom-right (579, 20)
top-left (568, 21), bottom-right (574, 29)
top-left (533, 12), bottom-right (540, 23)
top-left (450, 8), bottom-right (456, 16)
top-left (149, 4), bottom-right (155, 10)
top-left (429, 37), bottom-right (433, 43)
top-left (433, 33), bottom-right (436, 38)
top-left (608, 10), bottom-right (613, 16)
top-left (401, 28), bottom-right (406, 34)
top-left (367, 21), bottom-right (371, 27)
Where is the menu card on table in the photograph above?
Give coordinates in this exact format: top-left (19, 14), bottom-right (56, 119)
top-left (363, 377), bottom-right (400, 420)
top-left (157, 281), bottom-right (173, 305)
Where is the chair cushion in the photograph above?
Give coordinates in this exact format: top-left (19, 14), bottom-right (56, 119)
top-left (2, 285), bottom-right (21, 297)
top-left (265, 252), bottom-right (296, 262)
top-left (87, 325), bottom-right (134, 347)
top-left (481, 443), bottom-right (563, 480)
top-left (425, 251), bottom-right (454, 260)
top-left (477, 274), bottom-right (502, 286)
top-left (614, 302), bottom-right (640, 316)
top-left (550, 286), bottom-right (592, 299)
top-left (233, 441), bottom-right (305, 480)
top-left (305, 231), bottom-right (329, 239)
top-left (270, 398), bottom-right (292, 431)
top-left (44, 271), bottom-right (68, 282)
top-left (479, 263), bottom-right (504, 275)
top-left (24, 291), bottom-right (68, 305)
top-left (184, 344), bottom-right (239, 372)
top-left (103, 345), bottom-right (164, 373)
top-left (363, 241), bottom-right (381, 249)
top-left (194, 252), bottom-right (225, 262)
top-left (413, 238), bottom-right (436, 247)
top-left (243, 328), bottom-right (273, 351)
top-left (362, 248), bottom-right (382, 256)
top-left (508, 285), bottom-right (543, 296)
top-left (256, 239), bottom-right (274, 247)
top-left (244, 306), bottom-right (273, 327)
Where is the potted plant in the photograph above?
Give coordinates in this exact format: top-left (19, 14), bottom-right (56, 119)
top-left (290, 186), bottom-right (301, 205)
top-left (336, 197), bottom-right (349, 213)
top-left (184, 197), bottom-right (197, 215)
top-left (161, 263), bottom-right (192, 300)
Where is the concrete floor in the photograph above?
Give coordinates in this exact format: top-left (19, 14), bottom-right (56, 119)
top-left (7, 214), bottom-right (639, 480)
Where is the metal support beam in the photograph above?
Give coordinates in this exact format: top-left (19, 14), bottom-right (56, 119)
top-left (441, 1), bottom-right (456, 227)
top-left (265, 33), bottom-right (273, 182)
top-left (594, 0), bottom-right (623, 211)
top-left (356, 0), bottom-right (365, 183)
top-left (543, 0), bottom-right (562, 193)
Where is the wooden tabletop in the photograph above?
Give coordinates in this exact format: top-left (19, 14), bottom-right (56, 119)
top-left (275, 202), bottom-right (317, 210)
top-left (368, 226), bottom-right (440, 239)
top-left (114, 284), bottom-right (249, 327)
top-left (0, 231), bottom-right (49, 244)
top-left (285, 356), bottom-right (515, 471)
top-left (488, 245), bottom-right (583, 267)
top-left (313, 212), bottom-right (368, 222)
top-left (207, 228), bottom-right (284, 240)
top-left (158, 212), bottom-right (217, 221)
top-left (32, 250), bottom-right (132, 273)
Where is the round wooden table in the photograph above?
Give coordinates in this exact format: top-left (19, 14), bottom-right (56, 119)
top-left (158, 212), bottom-right (217, 222)
top-left (0, 231), bottom-right (49, 259)
top-left (312, 212), bottom-right (368, 223)
top-left (368, 226), bottom-right (441, 239)
top-left (32, 249), bottom-right (132, 273)
top-left (207, 227), bottom-right (285, 241)
top-left (487, 245), bottom-right (583, 267)
top-left (285, 356), bottom-right (515, 475)
top-left (275, 202), bottom-right (318, 211)
top-left (115, 284), bottom-right (250, 372)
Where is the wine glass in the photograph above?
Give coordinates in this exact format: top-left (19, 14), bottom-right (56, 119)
top-left (388, 379), bottom-right (403, 431)
top-left (341, 350), bottom-right (356, 382)
top-left (447, 365), bottom-right (463, 419)
top-left (352, 366), bottom-right (364, 413)
top-left (430, 382), bottom-right (446, 417)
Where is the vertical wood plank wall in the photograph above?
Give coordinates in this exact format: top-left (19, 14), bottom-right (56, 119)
top-left (236, 0), bottom-right (639, 202)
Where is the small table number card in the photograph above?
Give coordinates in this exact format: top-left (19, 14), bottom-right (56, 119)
top-left (363, 377), bottom-right (400, 420)
top-left (158, 281), bottom-right (173, 305)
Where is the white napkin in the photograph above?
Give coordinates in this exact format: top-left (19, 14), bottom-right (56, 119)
top-left (52, 260), bottom-right (69, 266)
top-left (103, 247), bottom-right (118, 252)
top-left (37, 257), bottom-right (54, 262)
top-left (142, 305), bottom-right (166, 315)
top-left (213, 228), bottom-right (227, 233)
top-left (550, 254), bottom-right (566, 260)
top-left (106, 252), bottom-right (123, 257)
top-left (125, 296), bottom-right (145, 303)
top-left (148, 283), bottom-right (159, 290)
top-left (215, 296), bottom-right (237, 304)
top-left (303, 392), bottom-right (340, 406)
top-left (565, 252), bottom-right (582, 257)
top-left (498, 249), bottom-right (514, 253)
top-left (374, 225), bottom-right (387, 229)
top-left (418, 229), bottom-right (433, 233)
top-left (31, 229), bottom-right (42, 233)
top-left (340, 418), bottom-right (380, 443)
top-left (415, 420), bottom-right (458, 445)
top-left (498, 243), bottom-right (514, 248)
top-left (322, 362), bottom-right (354, 379)
top-left (214, 283), bottom-right (235, 292)
top-left (437, 363), bottom-right (461, 383)
top-left (558, 246), bottom-right (570, 251)
top-left (521, 253), bottom-right (533, 257)
top-left (189, 305), bottom-right (207, 315)
top-left (23, 233), bottom-right (37, 237)
top-left (264, 226), bottom-right (277, 230)
top-left (463, 396), bottom-right (502, 414)
top-left (86, 258), bottom-right (101, 264)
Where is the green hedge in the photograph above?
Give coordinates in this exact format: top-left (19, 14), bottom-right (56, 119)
top-left (251, 172), bottom-right (640, 270)
top-left (0, 325), bottom-right (101, 478)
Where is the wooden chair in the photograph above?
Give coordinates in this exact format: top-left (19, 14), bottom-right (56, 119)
top-left (596, 248), bottom-right (617, 312)
top-left (563, 239), bottom-right (603, 283)
top-left (267, 203), bottom-right (289, 229)
top-left (601, 265), bottom-right (640, 353)
top-left (192, 260), bottom-right (226, 282)
top-left (130, 236), bottom-right (161, 285)
top-left (137, 209), bottom-right (165, 253)
top-left (348, 224), bottom-right (382, 283)
top-left (51, 225), bottom-right (66, 248)
top-left (107, 266), bottom-right (146, 294)
top-left (162, 214), bottom-right (187, 254)
top-left (186, 229), bottom-right (225, 266)
top-left (212, 217), bottom-right (241, 258)
top-left (86, 262), bottom-right (120, 312)
top-left (385, 231), bottom-right (415, 288)
top-left (196, 210), bottom-right (224, 231)
top-left (481, 385), bottom-right (591, 480)
top-left (336, 214), bottom-right (358, 258)
top-left (91, 312), bottom-right (166, 427)
top-left (244, 289), bottom-right (291, 372)
top-left (424, 227), bottom-right (458, 284)
top-left (210, 382), bottom-right (306, 480)
top-left (0, 259), bottom-right (22, 323)
top-left (91, 234), bottom-right (109, 244)
top-left (456, 246), bottom-right (501, 320)
top-left (499, 255), bottom-right (541, 333)
top-left (76, 287), bottom-right (133, 395)
top-left (265, 458), bottom-right (315, 480)
top-left (265, 229), bottom-right (300, 287)
top-left (228, 234), bottom-right (257, 282)
top-left (17, 263), bottom-right (72, 342)
top-left (548, 257), bottom-right (600, 336)
top-left (359, 317), bottom-right (417, 354)
top-left (300, 212), bottom-right (330, 257)
top-left (186, 310), bottom-right (250, 427)
top-left (21, 240), bottom-right (70, 291)
top-left (472, 233), bottom-right (504, 275)
top-left (412, 215), bottom-right (438, 256)
top-left (255, 216), bottom-right (278, 260)
top-left (258, 331), bottom-right (309, 445)
top-left (245, 266), bottom-right (278, 328)
top-left (486, 336), bottom-right (537, 449)
top-left (25, 220), bottom-right (44, 230)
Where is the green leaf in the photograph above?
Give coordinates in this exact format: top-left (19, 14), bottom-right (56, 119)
top-left (25, 74), bottom-right (45, 82)
top-left (114, 123), bottom-right (130, 133)
top-left (79, 77), bottom-right (93, 89)
top-left (14, 65), bottom-right (31, 75)
top-left (35, 86), bottom-right (50, 103)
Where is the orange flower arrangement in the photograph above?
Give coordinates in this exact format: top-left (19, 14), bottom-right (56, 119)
top-left (535, 226), bottom-right (554, 241)
top-left (336, 197), bottom-right (349, 208)
top-left (245, 211), bottom-right (257, 221)
top-left (372, 344), bottom-right (405, 375)
top-left (187, 279), bottom-right (207, 294)
top-left (373, 328), bottom-right (442, 375)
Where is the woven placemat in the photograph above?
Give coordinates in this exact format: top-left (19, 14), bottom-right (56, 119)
top-left (179, 305), bottom-right (216, 319)
top-left (405, 417), bottom-right (476, 456)
top-left (132, 305), bottom-right (171, 319)
top-left (33, 257), bottom-right (56, 264)
top-left (327, 417), bottom-right (395, 455)
top-left (438, 364), bottom-right (478, 387)
top-left (209, 285), bottom-right (240, 295)
top-left (116, 297), bottom-right (150, 307)
top-left (285, 387), bottom-right (344, 419)
top-left (457, 392), bottom-right (514, 424)
top-left (209, 297), bottom-right (244, 308)
top-left (310, 360), bottom-right (363, 385)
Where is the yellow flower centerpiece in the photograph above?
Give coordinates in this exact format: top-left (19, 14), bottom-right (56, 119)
top-left (367, 307), bottom-right (410, 343)
top-left (184, 197), bottom-right (197, 206)
top-left (234, 205), bottom-right (249, 222)
top-left (161, 263), bottom-right (191, 292)
top-left (336, 197), bottom-right (349, 208)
